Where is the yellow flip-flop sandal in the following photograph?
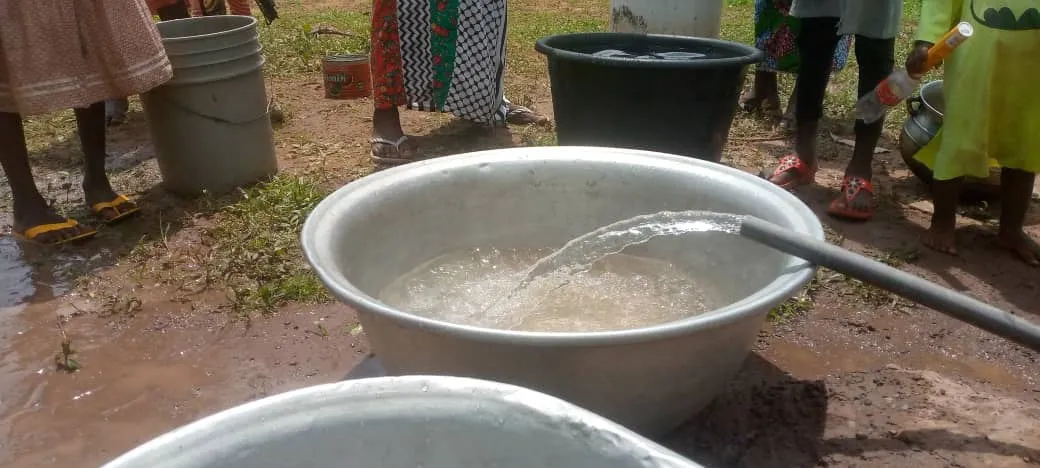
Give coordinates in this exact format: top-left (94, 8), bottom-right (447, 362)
top-left (14, 219), bottom-right (98, 245)
top-left (91, 194), bottom-right (140, 224)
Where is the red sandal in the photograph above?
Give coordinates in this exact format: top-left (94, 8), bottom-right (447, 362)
top-left (764, 154), bottom-right (816, 190)
top-left (828, 175), bottom-right (876, 221)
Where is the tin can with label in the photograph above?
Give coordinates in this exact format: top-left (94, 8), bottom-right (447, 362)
top-left (323, 54), bottom-right (372, 100)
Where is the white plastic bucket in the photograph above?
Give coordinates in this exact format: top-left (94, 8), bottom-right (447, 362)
top-left (143, 15), bottom-right (278, 196)
top-left (609, 0), bottom-right (725, 38)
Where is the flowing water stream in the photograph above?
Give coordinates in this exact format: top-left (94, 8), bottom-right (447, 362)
top-left (379, 210), bottom-right (746, 332)
top-left (519, 211), bottom-right (744, 286)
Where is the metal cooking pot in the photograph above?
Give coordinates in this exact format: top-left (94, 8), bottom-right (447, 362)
top-left (899, 80), bottom-right (1001, 199)
top-left (301, 146), bottom-right (822, 436)
top-left (900, 80), bottom-right (944, 156)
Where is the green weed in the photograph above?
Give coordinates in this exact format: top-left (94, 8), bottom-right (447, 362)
top-left (209, 175), bottom-right (331, 315)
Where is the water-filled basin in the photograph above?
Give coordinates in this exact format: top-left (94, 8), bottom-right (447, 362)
top-left (302, 146), bottom-right (823, 435)
top-left (103, 376), bottom-right (704, 467)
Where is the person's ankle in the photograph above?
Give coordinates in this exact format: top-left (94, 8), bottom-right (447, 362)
top-left (372, 108), bottom-right (404, 134)
top-left (998, 225), bottom-right (1027, 240)
top-left (12, 195), bottom-right (46, 215)
top-left (11, 195), bottom-right (59, 227)
top-left (844, 165), bottom-right (872, 181)
top-left (793, 125), bottom-right (817, 158)
top-left (929, 208), bottom-right (956, 229)
top-left (81, 176), bottom-right (114, 196)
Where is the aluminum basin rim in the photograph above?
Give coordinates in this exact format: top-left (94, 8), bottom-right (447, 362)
top-left (105, 376), bottom-right (701, 468)
top-left (302, 147), bottom-right (823, 347)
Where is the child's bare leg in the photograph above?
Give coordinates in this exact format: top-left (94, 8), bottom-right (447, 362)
top-left (923, 177), bottom-right (963, 255)
top-left (997, 168), bottom-right (1040, 265)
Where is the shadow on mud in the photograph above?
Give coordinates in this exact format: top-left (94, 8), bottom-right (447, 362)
top-left (793, 180), bottom-right (1040, 319)
top-left (665, 353), bottom-right (1040, 467)
top-left (410, 119), bottom-right (518, 160)
top-left (664, 353), bottom-right (828, 467)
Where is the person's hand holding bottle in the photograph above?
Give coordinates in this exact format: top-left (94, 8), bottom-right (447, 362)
top-left (905, 40), bottom-right (935, 80)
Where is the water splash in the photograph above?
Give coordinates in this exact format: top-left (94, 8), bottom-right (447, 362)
top-left (476, 210), bottom-right (745, 316)
top-left (521, 210), bottom-right (745, 285)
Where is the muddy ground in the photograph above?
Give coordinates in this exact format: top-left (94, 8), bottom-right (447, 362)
top-left (2, 1), bottom-right (1039, 467)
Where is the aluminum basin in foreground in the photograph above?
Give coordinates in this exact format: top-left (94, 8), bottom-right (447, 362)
top-left (301, 146), bottom-right (823, 435)
top-left (103, 376), bottom-right (704, 468)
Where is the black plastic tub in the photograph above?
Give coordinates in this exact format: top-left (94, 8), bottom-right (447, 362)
top-left (535, 33), bottom-right (762, 162)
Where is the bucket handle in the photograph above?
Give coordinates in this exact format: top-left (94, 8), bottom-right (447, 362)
top-left (906, 95), bottom-right (922, 117)
top-left (152, 92), bottom-right (269, 125)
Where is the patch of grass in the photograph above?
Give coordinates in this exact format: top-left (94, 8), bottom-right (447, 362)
top-left (769, 269), bottom-right (823, 321)
top-left (871, 246), bottom-right (920, 267)
top-left (769, 294), bottom-right (812, 321)
top-left (54, 320), bottom-right (80, 373)
top-left (504, 3), bottom-right (604, 98)
top-left (842, 246), bottom-right (918, 306)
top-left (769, 242), bottom-right (918, 320)
top-left (843, 277), bottom-right (900, 306)
top-left (720, 0), bottom-right (755, 44)
top-left (208, 174), bottom-right (332, 315)
top-left (22, 111), bottom-right (77, 155)
top-left (507, 9), bottom-right (604, 74)
top-left (518, 126), bottom-right (557, 146)
top-left (258, 2), bottom-right (370, 76)
top-left (256, 0), bottom-right (607, 82)
top-left (811, 246), bottom-right (921, 308)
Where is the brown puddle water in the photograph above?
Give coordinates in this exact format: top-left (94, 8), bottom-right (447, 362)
top-left (0, 237), bottom-right (68, 308)
top-left (0, 297), bottom-right (368, 467)
top-left (0, 236), bottom-right (124, 309)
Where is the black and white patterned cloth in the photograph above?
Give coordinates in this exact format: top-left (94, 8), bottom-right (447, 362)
top-left (396, 0), bottom-right (508, 125)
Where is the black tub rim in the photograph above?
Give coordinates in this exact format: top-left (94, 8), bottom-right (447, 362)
top-left (535, 32), bottom-right (763, 69)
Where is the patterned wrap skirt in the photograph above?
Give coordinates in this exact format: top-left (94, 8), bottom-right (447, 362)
top-left (370, 0), bottom-right (508, 125)
top-left (0, 0), bottom-right (173, 115)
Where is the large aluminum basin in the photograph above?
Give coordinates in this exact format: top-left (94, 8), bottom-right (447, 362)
top-left (302, 146), bottom-right (822, 435)
top-left (104, 376), bottom-right (703, 467)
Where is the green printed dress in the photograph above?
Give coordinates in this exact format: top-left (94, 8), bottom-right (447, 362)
top-left (371, 0), bottom-right (507, 125)
top-left (914, 0), bottom-right (1040, 179)
top-left (754, 0), bottom-right (852, 73)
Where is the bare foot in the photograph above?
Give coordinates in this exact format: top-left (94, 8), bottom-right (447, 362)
top-left (922, 226), bottom-right (957, 255)
top-left (997, 229), bottom-right (1040, 266)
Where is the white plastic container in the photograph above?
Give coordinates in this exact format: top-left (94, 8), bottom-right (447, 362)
top-left (609, 0), bottom-right (724, 38)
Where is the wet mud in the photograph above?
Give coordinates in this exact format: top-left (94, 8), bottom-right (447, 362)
top-left (0, 298), bottom-right (368, 466)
